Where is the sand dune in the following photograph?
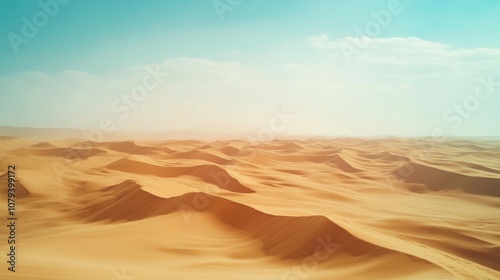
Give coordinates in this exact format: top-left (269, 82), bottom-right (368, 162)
top-left (0, 136), bottom-right (499, 279)
top-left (0, 172), bottom-right (30, 198)
top-left (75, 180), bottom-right (390, 259)
top-left (106, 158), bottom-right (254, 193)
top-left (396, 161), bottom-right (500, 197)
top-left (31, 141), bottom-right (55, 148)
top-left (165, 150), bottom-right (233, 165)
top-left (12, 147), bottom-right (107, 160)
top-left (103, 141), bottom-right (160, 155)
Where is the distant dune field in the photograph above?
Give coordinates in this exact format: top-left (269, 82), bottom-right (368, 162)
top-left (0, 136), bottom-right (499, 279)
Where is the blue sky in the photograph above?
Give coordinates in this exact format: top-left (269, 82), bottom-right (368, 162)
top-left (1, 0), bottom-right (499, 137)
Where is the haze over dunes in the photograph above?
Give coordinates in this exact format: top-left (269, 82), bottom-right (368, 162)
top-left (1, 134), bottom-right (499, 279)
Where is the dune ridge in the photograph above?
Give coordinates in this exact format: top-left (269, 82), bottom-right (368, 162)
top-left (107, 158), bottom-right (254, 193)
top-left (11, 147), bottom-right (107, 159)
top-left (395, 161), bottom-right (500, 197)
top-left (0, 172), bottom-right (30, 198)
top-left (75, 180), bottom-right (390, 259)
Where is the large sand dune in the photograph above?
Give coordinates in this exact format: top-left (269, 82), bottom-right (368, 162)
top-left (0, 136), bottom-right (499, 279)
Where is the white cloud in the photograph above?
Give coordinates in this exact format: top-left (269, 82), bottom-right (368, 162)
top-left (308, 35), bottom-right (500, 70)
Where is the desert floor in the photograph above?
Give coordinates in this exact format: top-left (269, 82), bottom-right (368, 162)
top-left (0, 136), bottom-right (499, 279)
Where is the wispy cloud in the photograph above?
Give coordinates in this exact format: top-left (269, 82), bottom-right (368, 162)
top-left (309, 35), bottom-right (500, 70)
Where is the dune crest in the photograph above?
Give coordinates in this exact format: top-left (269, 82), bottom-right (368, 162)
top-left (107, 158), bottom-right (254, 193)
top-left (11, 147), bottom-right (106, 159)
top-left (76, 180), bottom-right (393, 259)
top-left (103, 141), bottom-right (158, 155)
top-left (395, 161), bottom-right (500, 197)
top-left (31, 141), bottom-right (55, 148)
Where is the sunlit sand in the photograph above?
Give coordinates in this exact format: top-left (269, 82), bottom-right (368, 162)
top-left (1, 136), bottom-right (499, 279)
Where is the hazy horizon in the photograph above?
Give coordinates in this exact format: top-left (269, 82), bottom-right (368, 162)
top-left (2, 126), bottom-right (500, 142)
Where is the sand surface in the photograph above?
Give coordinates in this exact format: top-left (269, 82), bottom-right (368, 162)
top-left (0, 136), bottom-right (499, 279)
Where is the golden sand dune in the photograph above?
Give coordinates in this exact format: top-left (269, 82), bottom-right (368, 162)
top-left (0, 173), bottom-right (30, 198)
top-left (106, 158), bottom-right (254, 193)
top-left (10, 147), bottom-right (107, 159)
top-left (103, 141), bottom-right (161, 155)
top-left (74, 180), bottom-right (389, 259)
top-left (0, 136), bottom-right (499, 279)
top-left (397, 161), bottom-right (500, 197)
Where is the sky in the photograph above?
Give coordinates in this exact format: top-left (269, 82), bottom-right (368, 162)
top-left (0, 0), bottom-right (499, 137)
